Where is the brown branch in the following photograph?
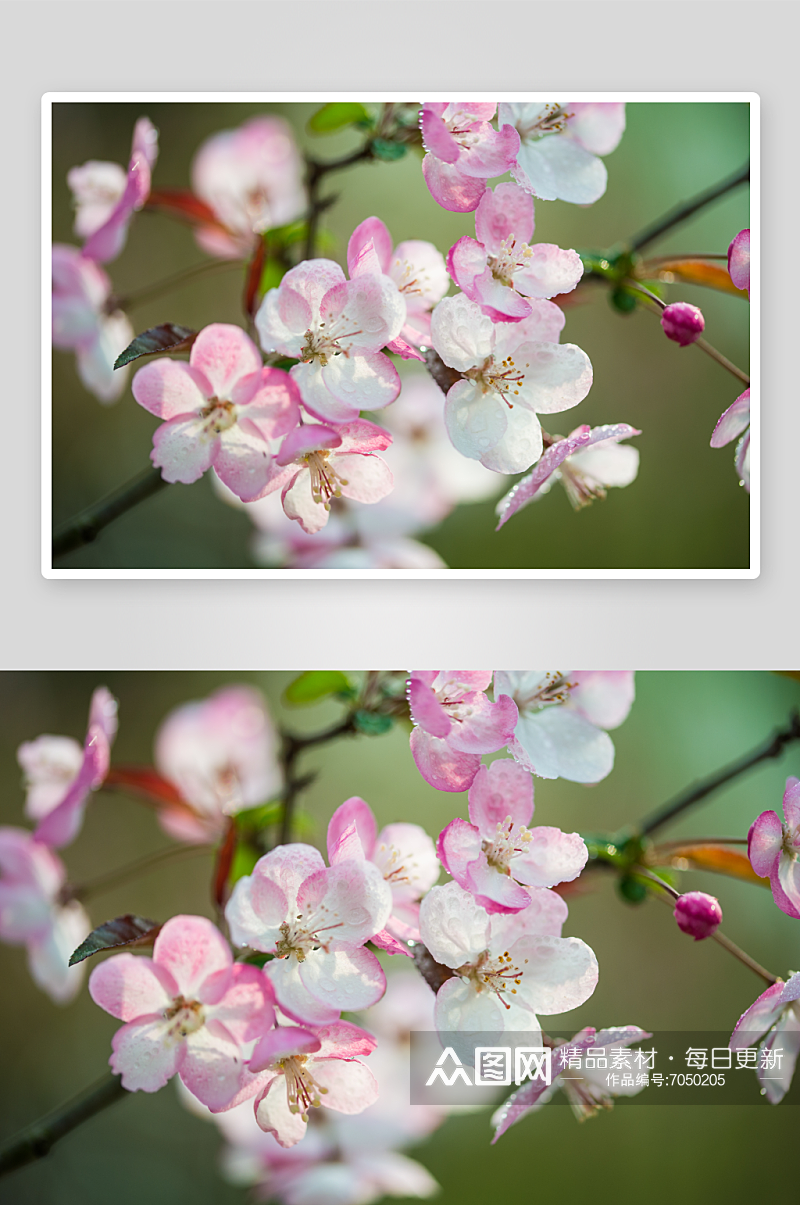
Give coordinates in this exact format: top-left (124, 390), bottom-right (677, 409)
top-left (0, 1073), bottom-right (128, 1177)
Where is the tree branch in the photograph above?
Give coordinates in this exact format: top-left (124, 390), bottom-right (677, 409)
top-left (638, 710), bottom-right (800, 837)
top-left (278, 716), bottom-right (359, 845)
top-left (629, 161), bottom-right (750, 253)
top-left (52, 467), bottom-right (168, 560)
top-left (0, 1073), bottom-right (128, 1177)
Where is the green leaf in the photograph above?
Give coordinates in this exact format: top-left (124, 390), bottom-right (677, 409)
top-left (610, 287), bottom-right (638, 314)
top-left (69, 915), bottom-right (161, 966)
top-left (114, 324), bottom-right (197, 370)
top-left (237, 951), bottom-right (274, 967)
top-left (229, 841), bottom-right (260, 885)
top-left (308, 103), bottom-right (370, 134)
top-left (234, 799), bottom-right (283, 832)
top-left (617, 875), bottom-right (648, 904)
top-left (371, 138), bottom-right (407, 162)
top-left (259, 259), bottom-right (286, 294)
top-left (353, 710), bottom-right (393, 736)
top-left (283, 671), bottom-right (353, 706)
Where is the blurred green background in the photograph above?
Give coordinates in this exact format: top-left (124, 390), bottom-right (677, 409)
top-left (51, 101), bottom-right (751, 570)
top-left (1, 671), bottom-right (797, 1204)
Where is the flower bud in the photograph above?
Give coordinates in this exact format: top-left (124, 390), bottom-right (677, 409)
top-left (673, 891), bottom-right (722, 940)
top-left (661, 302), bottom-right (705, 347)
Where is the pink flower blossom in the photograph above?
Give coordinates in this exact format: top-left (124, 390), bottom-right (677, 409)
top-left (191, 116), bottom-right (306, 259)
top-left (52, 244), bottom-right (134, 403)
top-left (259, 420), bottom-right (394, 535)
top-left (347, 217), bottom-right (449, 357)
top-left (21, 686), bottom-right (118, 849)
top-left (673, 892), bottom-right (722, 940)
top-left (499, 103), bottom-right (625, 205)
top-left (89, 914), bottom-right (274, 1108)
top-left (229, 1021), bottom-right (379, 1148)
top-left (69, 117), bottom-right (159, 263)
top-left (729, 972), bottom-right (800, 1103)
top-left (327, 797), bottom-right (439, 953)
top-left (0, 828), bottom-right (90, 1003)
top-left (492, 1025), bottom-right (651, 1138)
top-left (494, 671), bottom-right (634, 783)
top-left (429, 294), bottom-right (593, 473)
top-left (711, 388), bottom-right (750, 492)
top-left (447, 184), bottom-right (584, 323)
top-left (748, 778), bottom-right (800, 918)
top-left (154, 686), bottom-right (282, 844)
top-left (419, 881), bottom-right (598, 1036)
top-left (132, 323), bottom-right (300, 500)
top-left (420, 102), bottom-right (520, 213)
top-left (437, 759), bottom-right (588, 913)
top-left (495, 423), bottom-right (641, 528)
top-left (728, 228), bottom-right (750, 296)
top-left (225, 844), bottom-right (392, 1026)
top-left (255, 259), bottom-right (405, 424)
top-left (407, 672), bottom-right (518, 793)
top-left (660, 302), bottom-right (705, 346)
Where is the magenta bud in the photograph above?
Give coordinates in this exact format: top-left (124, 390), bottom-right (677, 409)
top-left (661, 302), bottom-right (705, 347)
top-left (673, 891), bottom-right (722, 940)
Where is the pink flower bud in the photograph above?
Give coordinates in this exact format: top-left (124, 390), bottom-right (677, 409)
top-left (673, 891), bottom-right (722, 940)
top-left (660, 302), bottom-right (705, 347)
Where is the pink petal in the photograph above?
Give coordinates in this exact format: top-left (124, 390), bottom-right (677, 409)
top-left (457, 122), bottom-right (520, 178)
top-left (311, 1058), bottom-right (378, 1113)
top-left (298, 947), bottom-right (387, 1012)
top-left (189, 324), bottom-right (262, 400)
top-left (206, 963), bottom-right (275, 1044)
top-left (281, 471), bottom-right (329, 535)
top-left (568, 671), bottom-right (635, 730)
top-left (777, 854), bottom-right (800, 915)
top-left (471, 271), bottom-right (533, 322)
top-left (296, 863), bottom-right (391, 946)
top-left (727, 229), bottom-right (750, 294)
top-left (181, 1020), bottom-right (245, 1109)
top-left (89, 953), bottom-right (175, 1020)
top-left (255, 1076), bottom-right (308, 1147)
top-left (336, 453), bottom-right (393, 504)
top-left (321, 352), bottom-right (402, 413)
top-left (110, 1015), bottom-right (185, 1092)
top-left (419, 108), bottom-right (461, 163)
top-left (213, 425), bottom-right (275, 502)
top-left (446, 692), bottom-right (519, 755)
top-left (276, 423), bottom-right (341, 464)
top-left (422, 155), bottom-right (487, 213)
top-left (290, 361), bottom-right (360, 425)
top-left (711, 389), bottom-right (750, 448)
top-left (34, 726), bottom-right (110, 849)
top-left (566, 103), bottom-right (626, 155)
top-left (511, 827), bottom-right (588, 888)
top-left (334, 419), bottom-right (393, 455)
top-left (132, 359), bottom-right (208, 420)
top-left (409, 728), bottom-right (480, 793)
top-left (783, 777), bottom-right (800, 830)
top-left (468, 759), bottom-right (534, 833)
top-left (748, 810), bottom-right (783, 878)
top-left (513, 244), bottom-right (584, 300)
top-left (315, 1020), bottom-right (376, 1060)
top-left (408, 677), bottom-right (452, 738)
top-left (437, 817), bottom-right (482, 881)
top-left (464, 854), bottom-right (534, 913)
top-left (475, 183), bottom-right (534, 253)
top-left (151, 416), bottom-right (218, 485)
top-left (153, 915), bottom-right (232, 1001)
top-left (347, 217), bottom-right (394, 276)
top-left (250, 1025), bottom-right (321, 1071)
top-left (446, 236), bottom-right (489, 298)
top-left (730, 980), bottom-right (791, 1047)
top-left (266, 956), bottom-right (340, 1027)
top-left (327, 798), bottom-right (377, 863)
top-left (510, 934), bottom-right (598, 1014)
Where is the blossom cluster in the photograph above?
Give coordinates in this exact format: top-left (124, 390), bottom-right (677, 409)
top-left (53, 103), bottom-right (652, 569)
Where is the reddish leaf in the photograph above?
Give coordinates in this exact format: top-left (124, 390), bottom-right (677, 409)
top-left (69, 915), bottom-right (161, 966)
top-left (145, 188), bottom-right (221, 228)
top-left (649, 259), bottom-right (748, 298)
top-left (213, 819), bottom-right (237, 909)
top-left (104, 765), bottom-right (200, 825)
top-left (243, 239), bottom-right (266, 320)
top-left (662, 844), bottom-right (769, 886)
top-left (114, 324), bottom-right (197, 370)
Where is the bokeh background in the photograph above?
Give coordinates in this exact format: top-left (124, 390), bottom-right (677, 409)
top-left (1, 670), bottom-right (797, 1204)
top-left (51, 101), bottom-right (751, 570)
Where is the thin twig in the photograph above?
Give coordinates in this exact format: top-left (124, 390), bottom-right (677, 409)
top-left (52, 466), bottom-right (168, 560)
top-left (303, 144), bottom-right (375, 261)
top-left (68, 843), bottom-right (210, 903)
top-left (629, 161), bottom-right (750, 253)
top-left (639, 869), bottom-right (778, 986)
top-left (278, 716), bottom-right (359, 845)
top-left (625, 281), bottom-right (750, 386)
top-left (112, 257), bottom-right (244, 311)
top-left (0, 1073), bottom-right (128, 1177)
top-left (638, 710), bottom-right (800, 837)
